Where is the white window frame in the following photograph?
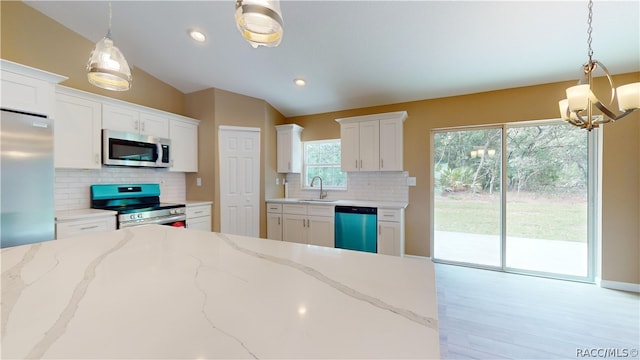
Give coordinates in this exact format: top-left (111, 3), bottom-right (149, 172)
top-left (302, 139), bottom-right (347, 190)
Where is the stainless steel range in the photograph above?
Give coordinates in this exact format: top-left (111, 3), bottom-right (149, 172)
top-left (91, 184), bottom-right (185, 229)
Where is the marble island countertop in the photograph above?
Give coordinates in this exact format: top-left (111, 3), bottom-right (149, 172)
top-left (1, 226), bottom-right (439, 359)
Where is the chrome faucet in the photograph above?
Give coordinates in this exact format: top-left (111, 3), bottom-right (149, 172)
top-left (310, 176), bottom-right (327, 199)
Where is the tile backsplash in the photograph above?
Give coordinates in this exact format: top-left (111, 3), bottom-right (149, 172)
top-left (55, 167), bottom-right (186, 211)
top-left (285, 172), bottom-right (409, 203)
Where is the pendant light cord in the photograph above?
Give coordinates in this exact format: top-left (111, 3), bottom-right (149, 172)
top-left (106, 1), bottom-right (113, 38)
top-left (586, 0), bottom-right (593, 63)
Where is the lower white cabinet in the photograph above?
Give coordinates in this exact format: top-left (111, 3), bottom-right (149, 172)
top-left (55, 210), bottom-right (116, 239)
top-left (266, 203), bottom-right (283, 240)
top-left (377, 208), bottom-right (405, 256)
top-left (282, 204), bottom-right (334, 248)
top-left (186, 202), bottom-right (212, 231)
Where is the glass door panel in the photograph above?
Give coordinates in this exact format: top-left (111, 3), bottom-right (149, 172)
top-left (505, 125), bottom-right (589, 277)
top-left (433, 128), bottom-right (502, 267)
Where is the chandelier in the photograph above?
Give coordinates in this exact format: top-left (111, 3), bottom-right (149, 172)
top-left (86, 2), bottom-right (132, 91)
top-left (235, 0), bottom-right (284, 48)
top-left (558, 0), bottom-right (639, 131)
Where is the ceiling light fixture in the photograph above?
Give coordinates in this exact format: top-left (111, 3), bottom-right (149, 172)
top-left (294, 78), bottom-right (306, 87)
top-left (189, 29), bottom-right (206, 43)
top-left (558, 0), bottom-right (639, 131)
top-left (235, 0), bottom-right (283, 48)
top-left (86, 1), bottom-right (132, 91)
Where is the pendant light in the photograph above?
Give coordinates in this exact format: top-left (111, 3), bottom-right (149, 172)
top-left (87, 2), bottom-right (132, 91)
top-left (235, 0), bottom-right (284, 48)
top-left (558, 0), bottom-right (639, 130)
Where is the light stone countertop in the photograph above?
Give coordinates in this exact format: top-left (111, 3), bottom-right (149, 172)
top-left (266, 198), bottom-right (409, 209)
top-left (55, 208), bottom-right (117, 222)
top-left (185, 200), bottom-right (213, 207)
top-left (1, 225), bottom-right (439, 359)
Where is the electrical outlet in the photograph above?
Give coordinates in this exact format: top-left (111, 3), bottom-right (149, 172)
top-left (276, 177), bottom-right (280, 185)
top-left (196, 177), bottom-right (202, 187)
top-left (407, 177), bottom-right (417, 186)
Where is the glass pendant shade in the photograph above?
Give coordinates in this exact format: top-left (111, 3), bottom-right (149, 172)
top-left (87, 35), bottom-right (132, 91)
top-left (616, 82), bottom-right (640, 111)
top-left (566, 84), bottom-right (591, 112)
top-left (235, 0), bottom-right (283, 48)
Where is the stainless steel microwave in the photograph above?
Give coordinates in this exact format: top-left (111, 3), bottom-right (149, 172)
top-left (103, 130), bottom-right (171, 168)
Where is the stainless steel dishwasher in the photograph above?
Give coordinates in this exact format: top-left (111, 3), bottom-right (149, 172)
top-left (334, 206), bottom-right (377, 253)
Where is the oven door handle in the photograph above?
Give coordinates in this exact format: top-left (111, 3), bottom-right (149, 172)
top-left (120, 214), bottom-right (186, 228)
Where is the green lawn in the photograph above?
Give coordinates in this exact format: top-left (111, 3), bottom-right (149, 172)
top-left (434, 192), bottom-right (588, 242)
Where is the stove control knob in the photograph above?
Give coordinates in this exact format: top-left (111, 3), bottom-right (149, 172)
top-left (130, 215), bottom-right (135, 220)
top-left (170, 209), bottom-right (176, 215)
top-left (137, 214), bottom-right (143, 219)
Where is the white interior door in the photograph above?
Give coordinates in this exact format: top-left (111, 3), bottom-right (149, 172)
top-left (219, 126), bottom-right (261, 237)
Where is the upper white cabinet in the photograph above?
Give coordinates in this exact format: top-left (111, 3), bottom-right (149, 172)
top-left (1, 59), bottom-right (66, 117)
top-left (102, 103), bottom-right (169, 138)
top-left (169, 116), bottom-right (199, 172)
top-left (336, 111), bottom-right (407, 172)
top-left (55, 88), bottom-right (102, 169)
top-left (275, 124), bottom-right (303, 173)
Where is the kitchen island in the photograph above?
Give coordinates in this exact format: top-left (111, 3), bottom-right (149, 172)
top-left (1, 225), bottom-right (439, 359)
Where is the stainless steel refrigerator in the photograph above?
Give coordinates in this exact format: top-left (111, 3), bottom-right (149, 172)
top-left (1, 108), bottom-right (55, 248)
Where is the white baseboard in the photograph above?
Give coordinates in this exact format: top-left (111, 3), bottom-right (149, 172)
top-left (403, 254), bottom-right (432, 261)
top-left (600, 279), bottom-right (640, 293)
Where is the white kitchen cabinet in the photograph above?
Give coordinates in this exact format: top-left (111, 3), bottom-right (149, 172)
top-left (186, 202), bottom-right (212, 231)
top-left (54, 89), bottom-right (102, 169)
top-left (266, 203), bottom-right (283, 240)
top-left (336, 111), bottom-right (407, 172)
top-left (102, 103), bottom-right (169, 138)
top-left (55, 210), bottom-right (116, 240)
top-left (377, 208), bottom-right (405, 256)
top-left (282, 203), bottom-right (334, 247)
top-left (169, 117), bottom-right (199, 172)
top-left (1, 59), bottom-right (66, 117)
top-left (275, 124), bottom-right (303, 173)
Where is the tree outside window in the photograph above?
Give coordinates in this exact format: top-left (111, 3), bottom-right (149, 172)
top-left (303, 139), bottom-right (347, 189)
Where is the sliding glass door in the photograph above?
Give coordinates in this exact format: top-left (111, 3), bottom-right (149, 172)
top-left (433, 128), bottom-right (502, 267)
top-left (432, 122), bottom-right (594, 281)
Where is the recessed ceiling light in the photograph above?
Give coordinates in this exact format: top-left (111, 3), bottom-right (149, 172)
top-left (294, 78), bottom-right (306, 87)
top-left (188, 29), bottom-right (206, 43)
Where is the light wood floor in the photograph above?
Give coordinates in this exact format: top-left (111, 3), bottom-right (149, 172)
top-left (435, 263), bottom-right (640, 359)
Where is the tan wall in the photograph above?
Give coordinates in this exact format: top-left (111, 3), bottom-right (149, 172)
top-left (185, 88), bottom-right (279, 238)
top-left (289, 72), bottom-right (640, 285)
top-left (4, 0), bottom-right (638, 284)
top-left (1, 1), bottom-right (184, 114)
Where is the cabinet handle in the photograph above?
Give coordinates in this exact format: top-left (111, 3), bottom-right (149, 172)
top-left (278, 217), bottom-right (280, 225)
top-left (134, 120), bottom-right (139, 130)
top-left (194, 211), bottom-right (203, 214)
top-left (141, 121), bottom-right (145, 132)
top-left (360, 159), bottom-right (363, 168)
top-left (381, 158), bottom-right (384, 169)
top-left (80, 225), bottom-right (99, 231)
top-left (306, 219), bottom-right (310, 228)
top-left (302, 219), bottom-right (306, 227)
top-left (355, 160), bottom-right (358, 169)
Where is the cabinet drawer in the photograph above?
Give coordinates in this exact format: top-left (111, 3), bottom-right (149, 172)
top-left (283, 204), bottom-right (307, 215)
top-left (378, 208), bottom-right (401, 222)
top-left (267, 203), bottom-right (282, 213)
top-left (56, 216), bottom-right (116, 239)
top-left (187, 205), bottom-right (211, 218)
top-left (307, 205), bottom-right (334, 217)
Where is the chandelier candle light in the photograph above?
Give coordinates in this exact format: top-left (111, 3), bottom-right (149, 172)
top-left (235, 0), bottom-right (284, 48)
top-left (87, 2), bottom-right (132, 91)
top-left (558, 0), bottom-right (639, 131)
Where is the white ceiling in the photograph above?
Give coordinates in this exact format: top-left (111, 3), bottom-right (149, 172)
top-left (25, 1), bottom-right (640, 117)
